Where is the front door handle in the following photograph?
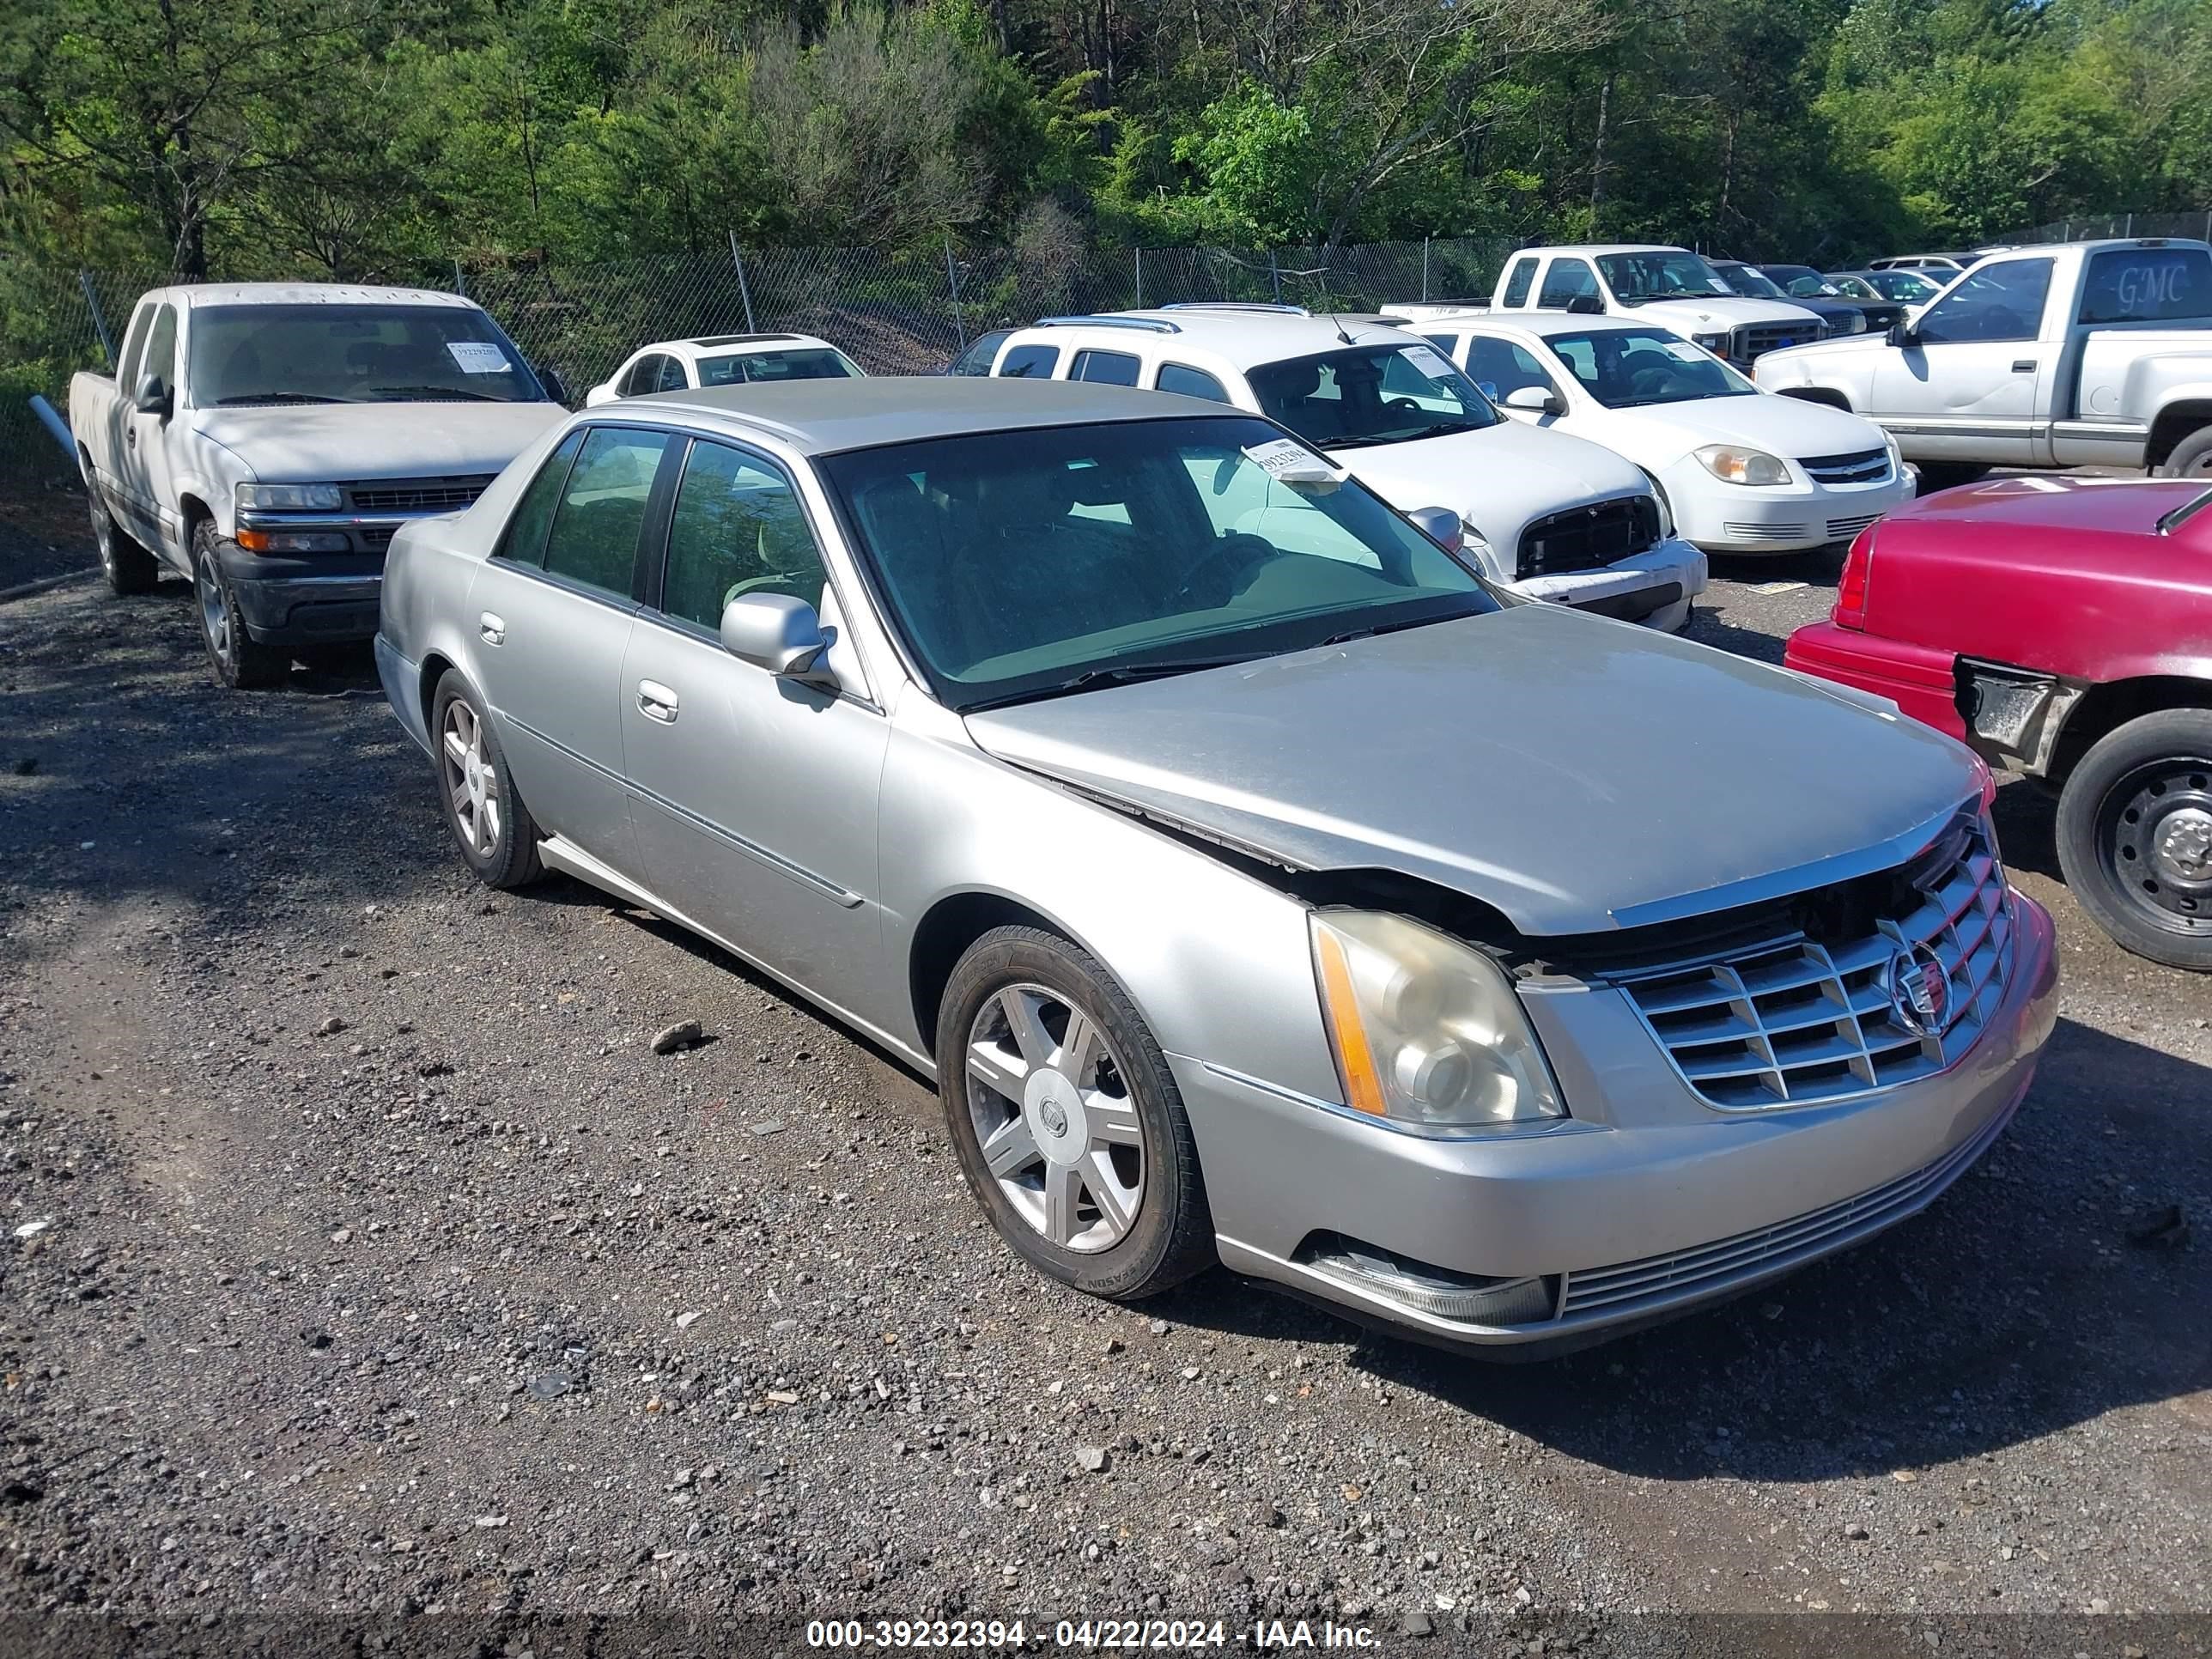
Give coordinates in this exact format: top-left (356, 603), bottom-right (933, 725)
top-left (479, 611), bottom-right (506, 646)
top-left (125, 424), bottom-right (137, 449)
top-left (637, 679), bottom-right (679, 723)
top-left (2011, 360), bottom-right (2036, 374)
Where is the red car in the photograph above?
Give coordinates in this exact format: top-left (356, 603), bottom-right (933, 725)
top-left (1787, 476), bottom-right (2212, 971)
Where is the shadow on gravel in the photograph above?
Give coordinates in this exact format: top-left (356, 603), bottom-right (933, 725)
top-left (1704, 547), bottom-right (1845, 591)
top-left (1156, 1014), bottom-right (2212, 1482)
top-left (1990, 775), bottom-right (2062, 884)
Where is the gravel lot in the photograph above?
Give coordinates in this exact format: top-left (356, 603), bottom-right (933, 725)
top-left (1, 511), bottom-right (2207, 1655)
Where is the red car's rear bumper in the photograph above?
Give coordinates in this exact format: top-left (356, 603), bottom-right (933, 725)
top-left (1784, 621), bottom-right (1966, 740)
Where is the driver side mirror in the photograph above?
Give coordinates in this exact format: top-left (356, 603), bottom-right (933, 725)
top-left (131, 372), bottom-right (172, 420)
top-left (721, 592), bottom-right (836, 687)
top-left (1886, 319), bottom-right (1917, 348)
top-left (1503, 386), bottom-right (1564, 416)
top-left (1407, 506), bottom-right (1463, 550)
top-left (534, 363), bottom-right (571, 406)
top-left (1565, 294), bottom-right (1605, 315)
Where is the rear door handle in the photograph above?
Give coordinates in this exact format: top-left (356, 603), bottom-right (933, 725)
top-left (478, 611), bottom-right (506, 645)
top-left (637, 679), bottom-right (679, 723)
top-left (2011, 360), bottom-right (2036, 374)
top-left (125, 424), bottom-right (137, 449)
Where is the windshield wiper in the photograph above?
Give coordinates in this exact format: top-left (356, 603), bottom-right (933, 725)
top-left (363, 386), bottom-right (501, 402)
top-left (965, 654), bottom-right (1259, 711)
top-left (1316, 609), bottom-right (1479, 649)
top-left (215, 392), bottom-right (344, 406)
top-left (1397, 421), bottom-right (1486, 442)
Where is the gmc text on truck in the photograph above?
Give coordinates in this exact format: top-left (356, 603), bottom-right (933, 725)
top-left (71, 283), bottom-right (567, 688)
top-left (1754, 240), bottom-right (2212, 489)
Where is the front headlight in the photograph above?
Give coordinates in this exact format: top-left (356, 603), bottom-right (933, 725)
top-left (237, 482), bottom-right (343, 512)
top-left (1310, 910), bottom-right (1565, 1131)
top-left (1695, 444), bottom-right (1792, 486)
top-left (1691, 331), bottom-right (1731, 355)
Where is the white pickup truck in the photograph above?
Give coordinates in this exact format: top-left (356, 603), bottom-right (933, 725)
top-left (71, 283), bottom-right (567, 687)
top-left (1754, 238), bottom-right (2212, 488)
top-left (1469, 245), bottom-right (1827, 368)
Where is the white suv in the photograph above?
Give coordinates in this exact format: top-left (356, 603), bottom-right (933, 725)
top-left (981, 305), bottom-right (1707, 630)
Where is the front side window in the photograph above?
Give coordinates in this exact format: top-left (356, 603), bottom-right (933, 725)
top-left (1543, 328), bottom-right (1756, 408)
top-left (2078, 247), bottom-right (2212, 325)
top-left (998, 344), bottom-right (1060, 379)
top-left (1914, 258), bottom-right (2054, 344)
top-left (142, 305), bottom-right (179, 395)
top-left (1156, 362), bottom-right (1230, 402)
top-left (620, 356), bottom-right (668, 397)
top-left (1246, 344), bottom-right (1498, 448)
top-left (1501, 258), bottom-right (1539, 307)
top-left (497, 431), bottom-right (586, 568)
top-left (116, 303), bottom-right (155, 390)
top-left (539, 427), bottom-right (672, 598)
top-left (819, 415), bottom-right (1495, 709)
top-left (696, 347), bottom-right (860, 386)
top-left (949, 330), bottom-right (1011, 376)
top-left (186, 303), bottom-right (545, 407)
top-left (1538, 259), bottom-right (1600, 308)
top-left (1072, 349), bottom-right (1141, 386)
top-left (1465, 336), bottom-right (1559, 401)
top-left (659, 440), bottom-right (827, 629)
top-left (1595, 252), bottom-right (1732, 305)
top-left (653, 356), bottom-right (691, 393)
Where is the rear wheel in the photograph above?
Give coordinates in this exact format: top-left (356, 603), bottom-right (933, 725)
top-left (936, 926), bottom-right (1214, 1300)
top-left (91, 489), bottom-right (158, 595)
top-left (192, 522), bottom-right (287, 689)
top-left (431, 670), bottom-right (544, 890)
top-left (2154, 425), bottom-right (2212, 480)
top-left (2056, 708), bottom-right (2212, 971)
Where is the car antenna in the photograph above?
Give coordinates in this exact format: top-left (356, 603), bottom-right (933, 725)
top-left (1328, 312), bottom-right (1354, 345)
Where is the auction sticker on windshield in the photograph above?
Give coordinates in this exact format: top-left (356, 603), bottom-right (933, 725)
top-left (446, 342), bottom-right (510, 374)
top-left (1243, 437), bottom-right (1344, 490)
top-left (1402, 344), bottom-right (1457, 380)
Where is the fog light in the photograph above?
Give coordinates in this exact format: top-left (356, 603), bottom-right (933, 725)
top-left (1304, 1236), bottom-right (1559, 1325)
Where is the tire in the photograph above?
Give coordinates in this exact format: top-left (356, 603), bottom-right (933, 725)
top-left (1915, 463), bottom-right (1990, 495)
top-left (191, 522), bottom-right (288, 689)
top-left (2055, 708), bottom-right (2212, 972)
top-left (90, 488), bottom-right (158, 595)
top-left (935, 925), bottom-right (1214, 1300)
top-left (2154, 425), bottom-right (2212, 480)
top-left (429, 669), bottom-right (544, 890)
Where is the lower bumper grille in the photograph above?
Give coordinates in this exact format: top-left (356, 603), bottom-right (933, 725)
top-left (1618, 809), bottom-right (2014, 1109)
top-left (1826, 512), bottom-right (1884, 541)
top-left (1559, 1091), bottom-right (2018, 1319)
top-left (1722, 520), bottom-right (1810, 542)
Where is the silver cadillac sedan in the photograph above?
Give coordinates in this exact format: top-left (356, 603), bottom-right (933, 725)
top-left (375, 378), bottom-right (2057, 1352)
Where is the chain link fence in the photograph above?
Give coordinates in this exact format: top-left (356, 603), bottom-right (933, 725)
top-left (2003, 210), bottom-right (2212, 246)
top-left (3, 235), bottom-right (1520, 489)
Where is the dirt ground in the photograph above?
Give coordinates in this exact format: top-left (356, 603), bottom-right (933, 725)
top-left (0, 502), bottom-right (2206, 1657)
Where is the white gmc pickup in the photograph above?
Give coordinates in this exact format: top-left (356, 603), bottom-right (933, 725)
top-left (70, 283), bottom-right (566, 687)
top-left (1754, 238), bottom-right (2212, 489)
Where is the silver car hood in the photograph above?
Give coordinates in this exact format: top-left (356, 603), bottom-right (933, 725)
top-left (964, 603), bottom-right (1975, 937)
top-left (191, 401), bottom-right (566, 483)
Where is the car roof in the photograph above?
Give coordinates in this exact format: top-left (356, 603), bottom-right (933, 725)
top-left (164, 283), bottom-right (481, 310)
top-left (626, 377), bottom-right (1243, 455)
top-left (1426, 309), bottom-right (1665, 342)
top-left (1005, 307), bottom-right (1424, 371)
top-left (1511, 245), bottom-right (1690, 259)
top-left (639, 332), bottom-right (836, 359)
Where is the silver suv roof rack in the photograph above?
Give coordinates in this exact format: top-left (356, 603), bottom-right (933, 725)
top-left (1034, 314), bottom-right (1182, 334)
top-left (1157, 301), bottom-right (1311, 317)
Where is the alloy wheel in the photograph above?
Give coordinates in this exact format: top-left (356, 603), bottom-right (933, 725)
top-left (964, 983), bottom-right (1145, 1253)
top-left (195, 552), bottom-right (232, 667)
top-left (441, 699), bottom-right (502, 858)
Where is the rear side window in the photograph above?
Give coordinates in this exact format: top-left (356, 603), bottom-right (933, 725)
top-left (653, 356), bottom-right (690, 392)
top-left (1071, 349), bottom-right (1140, 386)
top-left (620, 355), bottom-right (667, 397)
top-left (950, 330), bottom-right (1010, 376)
top-left (1539, 259), bottom-right (1599, 309)
top-left (1466, 336), bottom-right (1558, 400)
top-left (998, 344), bottom-right (1059, 378)
top-left (498, 431), bottom-right (586, 567)
top-left (1155, 362), bottom-right (1229, 402)
top-left (539, 427), bottom-right (672, 598)
top-left (2078, 247), bottom-right (2212, 324)
top-left (1501, 258), bottom-right (1539, 307)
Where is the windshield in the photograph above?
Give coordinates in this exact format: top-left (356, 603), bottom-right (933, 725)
top-left (1762, 265), bottom-right (1844, 298)
top-left (1545, 329), bottom-right (1758, 408)
top-left (1869, 270), bottom-right (1941, 302)
top-left (697, 347), bottom-right (860, 386)
top-left (1595, 252), bottom-right (1732, 305)
top-left (1245, 343), bottom-right (1498, 449)
top-left (1717, 264), bottom-right (1789, 300)
top-left (819, 415), bottom-right (1497, 711)
top-left (186, 304), bottom-right (545, 406)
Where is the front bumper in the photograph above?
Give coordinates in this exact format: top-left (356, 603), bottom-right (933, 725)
top-left (1673, 467), bottom-right (1916, 555)
top-left (1504, 536), bottom-right (1707, 631)
top-left (215, 539), bottom-right (385, 645)
top-left (1188, 892), bottom-right (2057, 1352)
top-left (1785, 619), bottom-right (1966, 740)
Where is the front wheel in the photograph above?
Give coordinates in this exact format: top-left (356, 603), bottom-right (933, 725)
top-left (936, 926), bottom-right (1214, 1300)
top-left (192, 522), bottom-right (287, 689)
top-left (2154, 425), bottom-right (2212, 480)
top-left (2055, 708), bottom-right (2212, 971)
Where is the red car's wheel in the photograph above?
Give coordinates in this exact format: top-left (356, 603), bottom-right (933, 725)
top-left (2057, 708), bottom-right (2212, 971)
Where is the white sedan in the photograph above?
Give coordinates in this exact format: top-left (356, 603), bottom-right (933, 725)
top-left (1413, 310), bottom-right (1915, 556)
top-left (586, 331), bottom-right (864, 406)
